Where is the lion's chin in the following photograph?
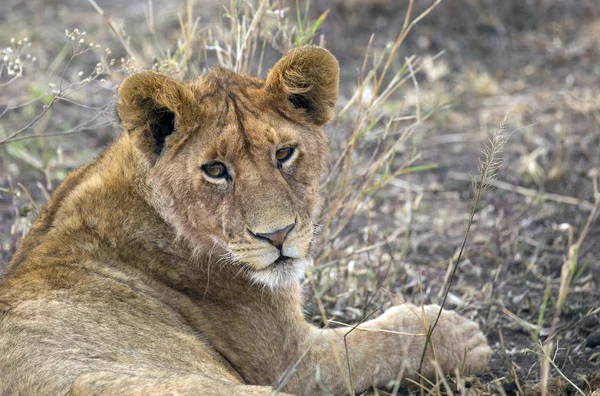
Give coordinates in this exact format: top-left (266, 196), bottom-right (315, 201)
top-left (248, 257), bottom-right (310, 290)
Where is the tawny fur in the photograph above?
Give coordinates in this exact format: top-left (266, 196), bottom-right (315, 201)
top-left (0, 46), bottom-right (491, 395)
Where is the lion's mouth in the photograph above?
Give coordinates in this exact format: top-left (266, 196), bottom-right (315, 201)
top-left (248, 256), bottom-right (310, 289)
top-left (273, 256), bottom-right (293, 266)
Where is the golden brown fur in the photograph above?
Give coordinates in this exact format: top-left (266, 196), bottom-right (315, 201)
top-left (0, 46), bottom-right (491, 395)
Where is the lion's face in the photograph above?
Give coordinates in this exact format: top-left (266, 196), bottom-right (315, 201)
top-left (117, 47), bottom-right (339, 289)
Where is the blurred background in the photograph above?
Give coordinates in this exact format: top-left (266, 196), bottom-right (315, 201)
top-left (1, 0), bottom-right (599, 394)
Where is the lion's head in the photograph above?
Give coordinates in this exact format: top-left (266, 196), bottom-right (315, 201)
top-left (117, 46), bottom-right (339, 289)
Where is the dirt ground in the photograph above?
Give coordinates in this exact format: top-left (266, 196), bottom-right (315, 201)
top-left (1, 0), bottom-right (599, 394)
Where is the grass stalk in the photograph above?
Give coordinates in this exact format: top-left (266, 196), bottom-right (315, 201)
top-left (418, 115), bottom-right (508, 375)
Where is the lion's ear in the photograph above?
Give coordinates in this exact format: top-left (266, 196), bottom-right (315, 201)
top-left (265, 45), bottom-right (339, 126)
top-left (117, 71), bottom-right (194, 156)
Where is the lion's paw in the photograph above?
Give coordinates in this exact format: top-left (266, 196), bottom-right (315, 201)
top-left (373, 303), bottom-right (491, 378)
top-left (420, 304), bottom-right (492, 376)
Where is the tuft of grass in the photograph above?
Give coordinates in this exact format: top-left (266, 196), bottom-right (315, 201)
top-left (294, 0), bottom-right (329, 47)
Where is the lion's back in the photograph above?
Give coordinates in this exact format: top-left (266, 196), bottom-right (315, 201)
top-left (0, 263), bottom-right (241, 394)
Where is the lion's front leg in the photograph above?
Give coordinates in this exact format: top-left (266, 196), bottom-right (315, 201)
top-left (69, 371), bottom-right (290, 396)
top-left (283, 303), bottom-right (491, 395)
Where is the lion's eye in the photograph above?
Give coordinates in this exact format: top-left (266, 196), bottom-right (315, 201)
top-left (202, 162), bottom-right (228, 179)
top-left (275, 147), bottom-right (294, 163)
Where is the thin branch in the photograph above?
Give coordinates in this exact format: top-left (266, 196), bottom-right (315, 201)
top-left (449, 173), bottom-right (596, 211)
top-left (86, 0), bottom-right (137, 61)
top-left (0, 94), bottom-right (58, 145)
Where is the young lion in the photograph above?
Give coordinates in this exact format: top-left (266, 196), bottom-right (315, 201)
top-left (0, 46), bottom-right (491, 395)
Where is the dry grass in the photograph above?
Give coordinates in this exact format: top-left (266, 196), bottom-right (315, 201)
top-left (1, 0), bottom-right (599, 394)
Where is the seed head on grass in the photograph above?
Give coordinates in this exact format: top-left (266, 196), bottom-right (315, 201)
top-left (472, 113), bottom-right (508, 199)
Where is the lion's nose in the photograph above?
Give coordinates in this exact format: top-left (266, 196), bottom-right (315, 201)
top-left (254, 223), bottom-right (295, 250)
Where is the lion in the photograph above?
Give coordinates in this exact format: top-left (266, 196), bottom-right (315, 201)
top-left (0, 46), bottom-right (491, 395)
